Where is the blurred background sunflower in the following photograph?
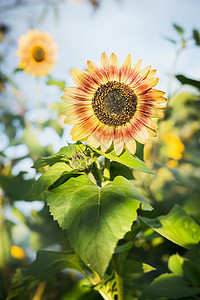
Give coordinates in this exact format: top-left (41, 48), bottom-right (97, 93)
top-left (16, 29), bottom-right (57, 77)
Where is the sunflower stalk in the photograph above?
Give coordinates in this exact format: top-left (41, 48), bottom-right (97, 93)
top-left (112, 254), bottom-right (125, 300)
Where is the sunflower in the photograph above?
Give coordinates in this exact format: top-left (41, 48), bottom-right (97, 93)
top-left (61, 53), bottom-right (166, 155)
top-left (16, 29), bottom-right (57, 77)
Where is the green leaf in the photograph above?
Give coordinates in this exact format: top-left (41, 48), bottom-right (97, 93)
top-left (168, 254), bottom-right (184, 276)
top-left (27, 205), bottom-right (70, 250)
top-left (135, 141), bottom-right (144, 161)
top-left (46, 76), bottom-right (65, 90)
top-left (110, 161), bottom-right (134, 180)
top-left (168, 253), bottom-right (200, 286)
top-left (89, 146), bottom-right (153, 174)
top-left (193, 29), bottom-right (200, 46)
top-left (32, 143), bottom-right (93, 170)
top-left (114, 241), bottom-right (134, 253)
top-left (139, 204), bottom-right (200, 249)
top-left (32, 153), bottom-right (70, 169)
top-left (176, 74), bottom-right (200, 90)
top-left (27, 162), bottom-right (73, 199)
top-left (7, 250), bottom-right (84, 300)
top-left (26, 250), bottom-right (83, 278)
top-left (32, 144), bottom-right (79, 169)
top-left (173, 23), bottom-right (184, 35)
top-left (163, 35), bottom-right (177, 44)
top-left (0, 173), bottom-right (34, 201)
top-left (110, 176), bottom-right (153, 211)
top-left (123, 259), bottom-right (156, 274)
top-left (0, 221), bottom-right (12, 268)
top-left (46, 175), bottom-right (144, 277)
top-left (0, 151), bottom-right (6, 157)
top-left (139, 273), bottom-right (200, 299)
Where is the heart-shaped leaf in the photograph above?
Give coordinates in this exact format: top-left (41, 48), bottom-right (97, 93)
top-left (46, 175), bottom-right (147, 277)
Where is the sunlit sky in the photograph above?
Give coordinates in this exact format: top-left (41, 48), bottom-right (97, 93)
top-left (1, 0), bottom-right (200, 161)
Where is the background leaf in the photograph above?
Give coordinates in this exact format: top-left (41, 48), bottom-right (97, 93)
top-left (7, 250), bottom-right (84, 300)
top-left (139, 273), bottom-right (200, 299)
top-left (139, 204), bottom-right (200, 249)
top-left (176, 74), bottom-right (200, 90)
top-left (173, 23), bottom-right (184, 35)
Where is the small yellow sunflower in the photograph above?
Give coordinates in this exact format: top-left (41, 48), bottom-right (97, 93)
top-left (61, 53), bottom-right (166, 155)
top-left (164, 133), bottom-right (185, 160)
top-left (16, 29), bottom-right (57, 77)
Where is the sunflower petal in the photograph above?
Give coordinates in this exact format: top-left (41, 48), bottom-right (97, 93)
top-left (108, 53), bottom-right (120, 81)
top-left (70, 68), bottom-right (98, 92)
top-left (114, 126), bottom-right (124, 156)
top-left (146, 127), bottom-right (157, 137)
top-left (120, 55), bottom-right (132, 83)
top-left (134, 66), bottom-right (151, 83)
top-left (87, 60), bottom-right (108, 84)
top-left (100, 126), bottom-right (114, 152)
top-left (134, 78), bottom-right (159, 94)
top-left (101, 52), bottom-right (109, 68)
top-left (63, 107), bottom-right (93, 124)
top-left (146, 69), bottom-right (156, 79)
top-left (122, 125), bottom-right (136, 155)
top-left (128, 119), bottom-right (149, 144)
top-left (122, 54), bottom-right (131, 69)
top-left (134, 112), bottom-right (158, 130)
top-left (62, 87), bottom-right (93, 101)
top-left (132, 59), bottom-right (142, 74)
top-left (71, 116), bottom-right (99, 140)
top-left (88, 134), bottom-right (101, 149)
top-left (125, 59), bottom-right (142, 85)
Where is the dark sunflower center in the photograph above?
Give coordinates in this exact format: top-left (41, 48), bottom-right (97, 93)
top-left (33, 46), bottom-right (45, 62)
top-left (92, 81), bottom-right (137, 126)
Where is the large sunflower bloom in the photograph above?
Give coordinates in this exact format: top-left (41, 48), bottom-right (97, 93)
top-left (16, 29), bottom-right (57, 77)
top-left (61, 53), bottom-right (166, 155)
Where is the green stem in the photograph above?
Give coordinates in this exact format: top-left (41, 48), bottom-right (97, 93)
top-left (112, 254), bottom-right (125, 300)
top-left (103, 158), bottom-right (110, 182)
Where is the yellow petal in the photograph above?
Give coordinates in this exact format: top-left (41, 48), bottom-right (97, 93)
top-left (87, 60), bottom-right (108, 84)
top-left (128, 120), bottom-right (149, 144)
top-left (121, 54), bottom-right (131, 69)
top-left (134, 78), bottom-right (159, 94)
top-left (63, 107), bottom-right (93, 124)
top-left (63, 86), bottom-right (93, 101)
top-left (125, 59), bottom-right (142, 85)
top-left (146, 69), bottom-right (156, 79)
top-left (146, 127), bottom-right (157, 137)
top-left (137, 66), bottom-right (151, 81)
top-left (122, 125), bottom-right (136, 155)
top-left (70, 68), bottom-right (98, 91)
top-left (109, 53), bottom-right (119, 68)
top-left (114, 126), bottom-right (124, 156)
top-left (71, 116), bottom-right (99, 140)
top-left (134, 112), bottom-right (158, 130)
top-left (132, 59), bottom-right (142, 74)
top-left (101, 52), bottom-right (109, 68)
top-left (88, 133), bottom-right (101, 149)
top-left (100, 126), bottom-right (114, 152)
